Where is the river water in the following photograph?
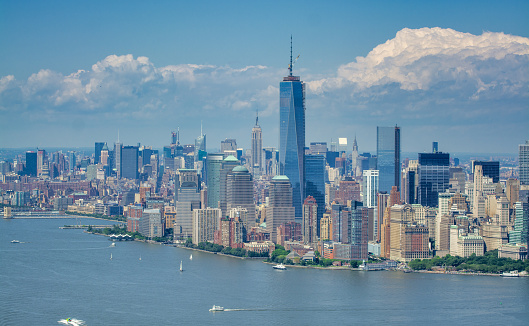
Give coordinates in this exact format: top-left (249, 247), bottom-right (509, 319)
top-left (1, 217), bottom-right (528, 325)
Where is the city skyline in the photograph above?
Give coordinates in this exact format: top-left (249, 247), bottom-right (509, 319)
top-left (0, 1), bottom-right (528, 153)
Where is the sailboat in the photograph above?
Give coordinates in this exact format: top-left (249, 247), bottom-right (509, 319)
top-left (139, 255), bottom-right (142, 261)
top-left (180, 260), bottom-right (183, 272)
top-left (110, 253), bottom-right (113, 260)
top-left (190, 254), bottom-right (193, 260)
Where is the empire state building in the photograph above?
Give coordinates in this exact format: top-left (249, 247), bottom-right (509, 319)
top-left (279, 37), bottom-right (305, 220)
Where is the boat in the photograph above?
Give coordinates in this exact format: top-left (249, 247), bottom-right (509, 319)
top-left (190, 254), bottom-right (193, 260)
top-left (502, 271), bottom-right (519, 277)
top-left (110, 253), bottom-right (113, 260)
top-left (110, 242), bottom-right (116, 247)
top-left (58, 318), bottom-right (85, 325)
top-left (139, 255), bottom-right (142, 261)
top-left (209, 305), bottom-right (224, 312)
top-left (273, 263), bottom-right (287, 270)
top-left (180, 260), bottom-right (183, 272)
top-left (11, 240), bottom-right (20, 243)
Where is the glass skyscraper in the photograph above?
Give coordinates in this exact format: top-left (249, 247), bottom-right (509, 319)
top-left (279, 44), bottom-right (305, 219)
top-left (418, 152), bottom-right (450, 208)
top-left (305, 154), bottom-right (325, 232)
top-left (376, 126), bottom-right (400, 194)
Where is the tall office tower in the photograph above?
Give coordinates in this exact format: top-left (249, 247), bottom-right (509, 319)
top-left (417, 152), bottom-right (450, 208)
top-left (279, 38), bottom-right (305, 220)
top-left (349, 200), bottom-right (369, 260)
top-left (305, 154), bottom-right (325, 230)
top-left (265, 175), bottom-right (295, 243)
top-left (351, 136), bottom-right (359, 177)
top-left (171, 130), bottom-right (177, 145)
top-left (331, 202), bottom-right (350, 243)
top-left (510, 201), bottom-right (528, 244)
top-left (226, 165), bottom-right (255, 230)
top-left (376, 126), bottom-right (400, 194)
top-left (114, 142), bottom-right (122, 178)
top-left (121, 146), bottom-right (139, 180)
top-left (221, 139), bottom-right (238, 153)
top-left (309, 142), bottom-right (327, 155)
top-left (520, 141), bottom-right (529, 185)
top-left (472, 161), bottom-right (500, 183)
top-left (506, 179), bottom-right (520, 208)
top-left (432, 142), bottom-right (438, 153)
top-left (94, 142), bottom-right (104, 165)
top-left (68, 151), bottom-right (76, 173)
top-left (25, 151), bottom-right (37, 177)
top-left (473, 165), bottom-right (484, 218)
top-left (206, 153), bottom-right (224, 208)
top-left (192, 208), bottom-right (221, 245)
top-left (195, 125), bottom-right (206, 161)
top-left (218, 156), bottom-right (240, 216)
top-left (100, 143), bottom-right (109, 165)
top-left (363, 170), bottom-right (379, 208)
top-left (251, 115), bottom-right (262, 177)
top-left (376, 192), bottom-right (389, 243)
top-left (174, 169), bottom-right (201, 239)
top-left (302, 196), bottom-right (318, 244)
top-left (320, 212), bottom-right (332, 241)
top-left (402, 160), bottom-right (418, 204)
top-left (37, 149), bottom-right (47, 176)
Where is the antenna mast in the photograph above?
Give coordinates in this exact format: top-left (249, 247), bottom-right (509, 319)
top-left (289, 35), bottom-right (293, 76)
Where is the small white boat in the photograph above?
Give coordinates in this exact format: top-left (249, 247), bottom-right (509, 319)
top-left (502, 271), bottom-right (519, 277)
top-left (110, 253), bottom-right (113, 260)
top-left (180, 260), bottom-right (183, 272)
top-left (11, 240), bottom-right (20, 243)
top-left (139, 255), bottom-right (142, 261)
top-left (190, 254), bottom-right (193, 260)
top-left (58, 318), bottom-right (85, 325)
top-left (273, 263), bottom-right (287, 270)
top-left (110, 242), bottom-right (116, 247)
top-left (209, 305), bottom-right (224, 312)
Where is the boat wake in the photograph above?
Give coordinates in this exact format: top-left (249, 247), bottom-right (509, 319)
top-left (57, 318), bottom-right (85, 325)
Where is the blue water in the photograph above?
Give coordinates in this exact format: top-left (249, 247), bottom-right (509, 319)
top-left (1, 217), bottom-right (528, 325)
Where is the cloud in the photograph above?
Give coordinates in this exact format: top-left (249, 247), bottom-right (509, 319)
top-left (0, 27), bottom-right (527, 151)
top-left (307, 27), bottom-right (529, 99)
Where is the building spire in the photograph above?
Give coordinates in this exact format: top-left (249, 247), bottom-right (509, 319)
top-left (256, 109), bottom-right (259, 126)
top-left (200, 120), bottom-right (203, 136)
top-left (289, 35), bottom-right (293, 77)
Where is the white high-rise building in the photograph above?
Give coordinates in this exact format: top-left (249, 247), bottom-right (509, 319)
top-left (362, 170), bottom-right (379, 208)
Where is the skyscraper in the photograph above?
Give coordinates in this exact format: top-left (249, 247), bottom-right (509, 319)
top-left (121, 146), bottom-right (139, 180)
top-left (376, 126), bottom-right (400, 194)
top-left (94, 142), bottom-right (104, 165)
top-left (25, 151), bottom-right (37, 177)
top-left (226, 165), bottom-right (255, 229)
top-left (206, 153), bottom-right (224, 208)
top-left (279, 38), bottom-right (305, 220)
top-left (472, 161), bottom-right (500, 183)
top-left (418, 152), bottom-right (450, 208)
top-left (519, 140), bottom-right (529, 185)
top-left (266, 175), bottom-right (295, 243)
top-left (302, 196), bottom-right (318, 245)
top-left (195, 124), bottom-right (206, 161)
top-left (362, 169), bottom-right (379, 208)
top-left (305, 154), bottom-right (325, 232)
top-left (174, 169), bottom-right (201, 239)
top-left (251, 114), bottom-right (262, 177)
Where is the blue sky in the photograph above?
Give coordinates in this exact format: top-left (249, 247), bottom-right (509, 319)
top-left (0, 0), bottom-right (528, 154)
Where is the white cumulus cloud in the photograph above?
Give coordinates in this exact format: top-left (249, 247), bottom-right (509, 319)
top-left (307, 27), bottom-right (529, 99)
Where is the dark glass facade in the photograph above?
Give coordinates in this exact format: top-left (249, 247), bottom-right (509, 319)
top-left (25, 151), bottom-right (37, 177)
top-left (279, 75), bottom-right (305, 218)
top-left (472, 161), bottom-right (500, 183)
top-left (94, 142), bottom-right (104, 165)
top-left (418, 152), bottom-right (450, 208)
top-left (121, 146), bottom-right (139, 180)
top-left (305, 154), bottom-right (325, 234)
top-left (376, 126), bottom-right (400, 193)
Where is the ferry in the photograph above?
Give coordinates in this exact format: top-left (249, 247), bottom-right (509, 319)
top-left (502, 270), bottom-right (519, 277)
top-left (273, 263), bottom-right (287, 270)
top-left (209, 305), bottom-right (224, 312)
top-left (11, 240), bottom-right (20, 244)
